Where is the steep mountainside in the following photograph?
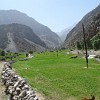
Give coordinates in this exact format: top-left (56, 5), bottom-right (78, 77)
top-left (58, 25), bottom-right (76, 42)
top-left (0, 10), bottom-right (61, 48)
top-left (60, 28), bottom-right (72, 42)
top-left (64, 5), bottom-right (100, 48)
top-left (0, 23), bottom-right (46, 52)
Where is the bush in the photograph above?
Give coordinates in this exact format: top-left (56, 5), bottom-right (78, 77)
top-left (1, 50), bottom-right (5, 56)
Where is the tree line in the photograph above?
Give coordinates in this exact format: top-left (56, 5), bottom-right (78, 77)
top-left (76, 32), bottom-right (100, 50)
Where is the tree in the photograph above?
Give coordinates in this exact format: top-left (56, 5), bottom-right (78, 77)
top-left (86, 39), bottom-right (93, 49)
top-left (93, 39), bottom-right (100, 50)
top-left (26, 53), bottom-right (28, 57)
top-left (76, 41), bottom-right (82, 50)
top-left (1, 50), bottom-right (5, 56)
top-left (97, 39), bottom-right (100, 49)
top-left (29, 50), bottom-right (33, 54)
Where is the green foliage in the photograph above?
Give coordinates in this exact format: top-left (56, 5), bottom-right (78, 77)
top-left (0, 50), bottom-right (5, 56)
top-left (0, 50), bottom-right (24, 61)
top-left (76, 41), bottom-right (82, 50)
top-left (93, 39), bottom-right (100, 50)
top-left (29, 50), bottom-right (33, 54)
top-left (92, 32), bottom-right (100, 50)
top-left (76, 32), bottom-right (100, 50)
top-left (86, 39), bottom-right (93, 49)
top-left (13, 51), bottom-right (100, 100)
top-left (26, 53), bottom-right (28, 57)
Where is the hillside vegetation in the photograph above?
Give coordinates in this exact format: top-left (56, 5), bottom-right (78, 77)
top-left (76, 32), bottom-right (100, 50)
top-left (12, 51), bottom-right (100, 100)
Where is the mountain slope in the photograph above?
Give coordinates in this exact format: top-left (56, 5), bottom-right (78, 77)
top-left (0, 10), bottom-right (61, 48)
top-left (0, 23), bottom-right (46, 52)
top-left (64, 5), bottom-right (100, 48)
top-left (58, 25), bottom-right (76, 42)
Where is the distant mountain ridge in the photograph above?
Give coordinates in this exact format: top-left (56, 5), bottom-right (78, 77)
top-left (64, 5), bottom-right (100, 48)
top-left (0, 10), bottom-right (61, 49)
top-left (0, 23), bottom-right (46, 52)
top-left (58, 24), bottom-right (76, 42)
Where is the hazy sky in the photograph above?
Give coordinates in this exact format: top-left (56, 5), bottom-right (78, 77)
top-left (0, 0), bottom-right (100, 32)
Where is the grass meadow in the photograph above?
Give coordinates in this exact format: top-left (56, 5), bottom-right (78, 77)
top-left (12, 50), bottom-right (100, 100)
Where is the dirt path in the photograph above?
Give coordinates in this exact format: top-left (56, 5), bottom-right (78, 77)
top-left (0, 62), bottom-right (7, 100)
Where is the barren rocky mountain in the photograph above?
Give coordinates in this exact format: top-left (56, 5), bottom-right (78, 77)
top-left (0, 23), bottom-right (46, 52)
top-left (64, 5), bottom-right (100, 48)
top-left (0, 10), bottom-right (62, 49)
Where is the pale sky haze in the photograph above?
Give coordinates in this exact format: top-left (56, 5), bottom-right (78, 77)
top-left (0, 0), bottom-right (100, 32)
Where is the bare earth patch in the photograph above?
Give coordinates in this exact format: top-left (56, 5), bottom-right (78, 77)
top-left (35, 92), bottom-right (45, 100)
top-left (67, 97), bottom-right (77, 100)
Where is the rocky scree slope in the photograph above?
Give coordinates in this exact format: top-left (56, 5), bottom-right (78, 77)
top-left (0, 23), bottom-right (47, 52)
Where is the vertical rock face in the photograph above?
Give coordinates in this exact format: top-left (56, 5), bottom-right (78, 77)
top-left (0, 23), bottom-right (47, 52)
top-left (0, 10), bottom-right (62, 49)
top-left (64, 5), bottom-right (100, 48)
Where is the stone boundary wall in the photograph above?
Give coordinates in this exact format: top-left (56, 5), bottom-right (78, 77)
top-left (1, 62), bottom-right (39, 100)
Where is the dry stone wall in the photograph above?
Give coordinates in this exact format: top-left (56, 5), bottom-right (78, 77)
top-left (1, 62), bottom-right (39, 100)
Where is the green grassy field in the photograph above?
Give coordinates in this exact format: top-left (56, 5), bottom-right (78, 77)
top-left (12, 51), bottom-right (100, 100)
